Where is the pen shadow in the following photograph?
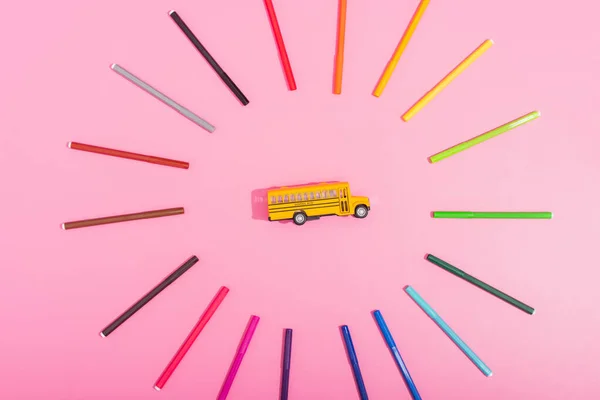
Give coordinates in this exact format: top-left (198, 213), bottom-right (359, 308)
top-left (251, 186), bottom-right (292, 224)
top-left (216, 316), bottom-right (256, 399)
top-left (250, 187), bottom-right (276, 221)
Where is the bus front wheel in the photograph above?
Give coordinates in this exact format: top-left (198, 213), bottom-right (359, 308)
top-left (293, 212), bottom-right (307, 226)
top-left (354, 205), bottom-right (368, 219)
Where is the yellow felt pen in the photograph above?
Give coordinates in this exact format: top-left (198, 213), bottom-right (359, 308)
top-left (402, 39), bottom-right (494, 121)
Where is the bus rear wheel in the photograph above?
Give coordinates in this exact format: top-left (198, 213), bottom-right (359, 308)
top-left (293, 212), bottom-right (307, 226)
top-left (354, 205), bottom-right (368, 219)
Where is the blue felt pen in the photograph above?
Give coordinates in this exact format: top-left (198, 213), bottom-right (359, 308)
top-left (373, 310), bottom-right (422, 400)
top-left (280, 329), bottom-right (293, 400)
top-left (341, 325), bottom-right (369, 400)
top-left (405, 286), bottom-right (492, 377)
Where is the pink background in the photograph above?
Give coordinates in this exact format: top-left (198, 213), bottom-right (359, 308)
top-left (1, 0), bottom-right (600, 398)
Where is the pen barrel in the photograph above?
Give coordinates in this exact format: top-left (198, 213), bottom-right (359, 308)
top-left (155, 286), bottom-right (229, 389)
top-left (351, 362), bottom-right (369, 400)
top-left (428, 257), bottom-right (535, 314)
top-left (111, 64), bottom-right (215, 132)
top-left (333, 0), bottom-right (347, 94)
top-left (264, 0), bottom-right (296, 91)
top-left (218, 316), bottom-right (260, 399)
top-left (69, 142), bottom-right (189, 169)
top-left (280, 328), bottom-right (293, 400)
top-left (341, 325), bottom-right (369, 400)
top-left (429, 110), bottom-right (541, 162)
top-left (468, 278), bottom-right (535, 314)
top-left (218, 357), bottom-right (244, 400)
top-left (402, 39), bottom-right (493, 120)
top-left (63, 207), bottom-right (184, 230)
top-left (433, 211), bottom-right (552, 219)
top-left (391, 348), bottom-right (421, 400)
top-left (169, 11), bottom-right (249, 105)
top-left (405, 286), bottom-right (493, 377)
top-left (280, 368), bottom-right (290, 400)
top-left (472, 212), bottom-right (552, 219)
top-left (101, 256), bottom-right (198, 337)
top-left (373, 312), bottom-right (420, 399)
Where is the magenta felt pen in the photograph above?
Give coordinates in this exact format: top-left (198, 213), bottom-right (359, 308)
top-left (217, 315), bottom-right (260, 399)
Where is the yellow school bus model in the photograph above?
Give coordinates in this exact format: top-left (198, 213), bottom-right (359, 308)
top-left (267, 182), bottom-right (370, 225)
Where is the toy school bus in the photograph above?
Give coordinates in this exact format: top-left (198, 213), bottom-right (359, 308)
top-left (267, 182), bottom-right (370, 225)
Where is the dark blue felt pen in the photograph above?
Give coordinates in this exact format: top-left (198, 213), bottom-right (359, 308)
top-left (280, 329), bottom-right (293, 400)
top-left (341, 325), bottom-right (369, 400)
top-left (373, 310), bottom-right (421, 400)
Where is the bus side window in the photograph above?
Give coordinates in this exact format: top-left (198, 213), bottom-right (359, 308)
top-left (330, 190), bottom-right (336, 197)
top-left (310, 192), bottom-right (314, 200)
top-left (270, 196), bottom-right (276, 204)
top-left (322, 190), bottom-right (327, 198)
top-left (284, 194), bottom-right (289, 202)
top-left (290, 194), bottom-right (295, 202)
top-left (278, 195), bottom-right (283, 203)
top-left (304, 193), bottom-right (308, 201)
top-left (315, 191), bottom-right (321, 199)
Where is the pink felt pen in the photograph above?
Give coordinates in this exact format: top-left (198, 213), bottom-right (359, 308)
top-left (217, 315), bottom-right (260, 399)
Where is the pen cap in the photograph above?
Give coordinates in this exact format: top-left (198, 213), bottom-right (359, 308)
top-left (239, 316), bottom-right (260, 353)
top-left (341, 326), bottom-right (359, 364)
top-left (283, 329), bottom-right (293, 368)
top-left (373, 310), bottom-right (397, 348)
top-left (432, 211), bottom-right (474, 218)
top-left (426, 254), bottom-right (466, 277)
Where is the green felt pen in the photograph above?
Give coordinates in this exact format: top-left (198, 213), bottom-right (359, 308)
top-left (432, 211), bottom-right (552, 219)
top-left (429, 111), bottom-right (540, 163)
top-left (426, 254), bottom-right (535, 315)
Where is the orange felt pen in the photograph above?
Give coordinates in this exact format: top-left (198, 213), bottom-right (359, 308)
top-left (373, 0), bottom-right (430, 97)
top-left (333, 0), bottom-right (347, 94)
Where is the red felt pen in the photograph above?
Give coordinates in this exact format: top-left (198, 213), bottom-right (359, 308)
top-left (154, 286), bottom-right (230, 391)
top-left (264, 0), bottom-right (297, 90)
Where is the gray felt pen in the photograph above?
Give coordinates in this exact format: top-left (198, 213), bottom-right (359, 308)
top-left (111, 64), bottom-right (215, 133)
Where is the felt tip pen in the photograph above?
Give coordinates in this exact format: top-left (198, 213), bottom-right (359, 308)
top-left (341, 325), bottom-right (368, 400)
top-left (373, 310), bottom-right (421, 400)
top-left (280, 329), bottom-right (293, 400)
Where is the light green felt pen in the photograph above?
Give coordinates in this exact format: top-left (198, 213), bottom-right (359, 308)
top-left (429, 111), bottom-right (540, 163)
top-left (432, 211), bottom-right (552, 219)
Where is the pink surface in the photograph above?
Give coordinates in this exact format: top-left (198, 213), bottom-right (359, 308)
top-left (1, 0), bottom-right (599, 399)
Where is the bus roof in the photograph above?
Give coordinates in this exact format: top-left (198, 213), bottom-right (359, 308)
top-left (267, 182), bottom-right (348, 193)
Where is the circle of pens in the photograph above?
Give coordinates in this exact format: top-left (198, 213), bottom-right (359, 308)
top-left (61, 2), bottom-right (550, 399)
